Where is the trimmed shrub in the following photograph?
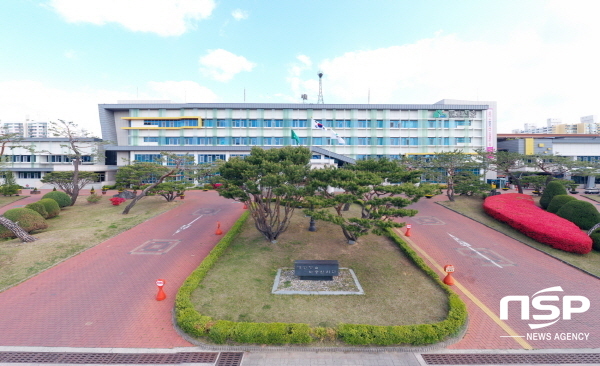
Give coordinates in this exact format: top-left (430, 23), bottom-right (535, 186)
top-left (484, 193), bottom-right (592, 254)
top-left (25, 202), bottom-right (49, 219)
top-left (540, 180), bottom-right (568, 210)
top-left (42, 191), bottom-right (72, 208)
top-left (547, 195), bottom-right (577, 214)
top-left (556, 200), bottom-right (600, 230)
top-left (590, 230), bottom-right (600, 252)
top-left (0, 208), bottom-right (48, 238)
top-left (39, 198), bottom-right (61, 218)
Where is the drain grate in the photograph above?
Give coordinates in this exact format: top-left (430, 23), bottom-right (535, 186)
top-left (422, 353), bottom-right (600, 365)
top-left (0, 351), bottom-right (227, 364)
top-left (216, 352), bottom-right (244, 366)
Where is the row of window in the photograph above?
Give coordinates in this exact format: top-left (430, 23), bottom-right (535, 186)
top-left (140, 136), bottom-right (473, 146)
top-left (5, 155), bottom-right (93, 163)
top-left (198, 119), bottom-right (474, 129)
top-left (142, 119), bottom-right (199, 127)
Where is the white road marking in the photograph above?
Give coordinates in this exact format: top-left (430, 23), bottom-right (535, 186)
top-left (173, 215), bottom-right (203, 235)
top-left (448, 233), bottom-right (503, 268)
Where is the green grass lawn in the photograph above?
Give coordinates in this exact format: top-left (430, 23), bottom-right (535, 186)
top-left (439, 196), bottom-right (600, 277)
top-left (0, 195), bottom-right (181, 291)
top-left (191, 205), bottom-right (449, 328)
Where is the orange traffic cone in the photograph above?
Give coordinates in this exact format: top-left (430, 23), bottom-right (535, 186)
top-left (215, 222), bottom-right (223, 235)
top-left (243, 202), bottom-right (248, 209)
top-left (405, 224), bottom-right (412, 237)
top-left (156, 279), bottom-right (167, 301)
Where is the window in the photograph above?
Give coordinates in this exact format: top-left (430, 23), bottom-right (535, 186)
top-left (232, 137), bottom-right (246, 145)
top-left (165, 137), bottom-right (180, 145)
top-left (357, 137), bottom-right (371, 145)
top-left (143, 137), bottom-right (159, 143)
top-left (358, 120), bottom-right (369, 128)
top-left (376, 120), bottom-right (383, 128)
top-left (249, 119), bottom-right (258, 127)
top-left (216, 119), bottom-right (229, 127)
top-left (376, 137), bottom-right (384, 145)
top-left (456, 137), bottom-right (472, 143)
top-left (336, 120), bottom-right (351, 128)
top-left (390, 137), bottom-right (400, 145)
top-left (274, 137), bottom-right (284, 145)
top-left (264, 137), bottom-right (273, 145)
top-left (232, 119), bottom-right (246, 128)
top-left (428, 137), bottom-right (441, 145)
top-left (18, 172), bottom-right (41, 179)
top-left (134, 154), bottom-right (161, 163)
top-left (443, 137), bottom-right (450, 145)
top-left (427, 120), bottom-right (438, 128)
top-left (217, 137), bottom-right (228, 145)
top-left (388, 155), bottom-right (401, 160)
top-left (198, 154), bottom-right (226, 163)
top-left (49, 155), bottom-right (92, 163)
top-left (203, 119), bottom-right (214, 127)
top-left (401, 137), bottom-right (418, 145)
top-left (312, 155), bottom-right (321, 160)
top-left (401, 120), bottom-right (418, 128)
top-left (9, 155), bottom-right (37, 162)
top-left (167, 154), bottom-right (193, 166)
top-left (455, 120), bottom-right (472, 126)
top-left (292, 119), bottom-right (307, 128)
top-left (198, 137), bottom-right (213, 145)
top-left (184, 137), bottom-right (195, 145)
top-left (264, 119), bottom-right (283, 128)
top-left (390, 120), bottom-right (400, 128)
top-left (312, 137), bottom-right (323, 145)
top-left (324, 120), bottom-right (333, 128)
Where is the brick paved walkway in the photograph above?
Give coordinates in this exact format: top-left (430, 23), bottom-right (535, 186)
top-left (400, 194), bottom-right (600, 350)
top-left (0, 190), bottom-right (244, 348)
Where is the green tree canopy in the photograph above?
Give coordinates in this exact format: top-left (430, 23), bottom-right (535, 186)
top-left (218, 146), bottom-right (312, 242)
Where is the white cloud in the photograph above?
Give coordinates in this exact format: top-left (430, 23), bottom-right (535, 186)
top-left (49, 0), bottom-right (216, 36)
top-left (231, 9), bottom-right (248, 21)
top-left (0, 80), bottom-right (218, 135)
top-left (288, 25), bottom-right (599, 132)
top-left (199, 49), bottom-right (256, 82)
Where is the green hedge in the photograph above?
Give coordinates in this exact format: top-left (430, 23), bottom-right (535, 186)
top-left (42, 191), bottom-right (72, 208)
top-left (39, 198), bottom-right (61, 218)
top-left (175, 213), bottom-right (467, 346)
top-left (0, 208), bottom-right (48, 238)
top-left (25, 202), bottom-right (49, 219)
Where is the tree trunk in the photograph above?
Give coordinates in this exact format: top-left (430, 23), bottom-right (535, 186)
top-left (122, 167), bottom-right (176, 214)
top-left (0, 217), bottom-right (37, 242)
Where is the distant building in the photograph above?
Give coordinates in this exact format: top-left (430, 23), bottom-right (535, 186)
top-left (513, 116), bottom-right (600, 135)
top-left (1, 121), bottom-right (48, 138)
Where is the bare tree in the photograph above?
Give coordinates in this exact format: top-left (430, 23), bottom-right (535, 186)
top-left (48, 120), bottom-right (105, 205)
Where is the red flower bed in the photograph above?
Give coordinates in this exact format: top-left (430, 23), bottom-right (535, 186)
top-left (483, 193), bottom-right (592, 254)
top-left (109, 197), bottom-right (126, 206)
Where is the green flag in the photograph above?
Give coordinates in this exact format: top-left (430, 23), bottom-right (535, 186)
top-left (291, 130), bottom-right (300, 145)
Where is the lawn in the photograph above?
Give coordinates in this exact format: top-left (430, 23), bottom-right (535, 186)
top-left (439, 195), bottom-right (600, 277)
top-left (191, 204), bottom-right (449, 328)
top-left (0, 194), bottom-right (182, 291)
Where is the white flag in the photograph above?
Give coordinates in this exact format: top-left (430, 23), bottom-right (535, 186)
top-left (330, 129), bottom-right (345, 145)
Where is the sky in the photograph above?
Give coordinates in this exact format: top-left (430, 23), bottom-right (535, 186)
top-left (1, 0), bottom-right (599, 135)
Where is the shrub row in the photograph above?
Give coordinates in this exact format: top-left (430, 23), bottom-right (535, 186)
top-left (175, 212), bottom-right (467, 346)
top-left (0, 194), bottom-right (64, 238)
top-left (483, 193), bottom-right (592, 254)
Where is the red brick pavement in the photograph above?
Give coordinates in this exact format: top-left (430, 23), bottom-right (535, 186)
top-left (400, 194), bottom-right (600, 350)
top-left (0, 190), bottom-right (244, 348)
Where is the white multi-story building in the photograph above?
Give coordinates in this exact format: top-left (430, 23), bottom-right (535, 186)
top-left (1, 121), bottom-right (48, 138)
top-left (98, 99), bottom-right (497, 183)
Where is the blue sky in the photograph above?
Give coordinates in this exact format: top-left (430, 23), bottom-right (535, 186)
top-left (1, 0), bottom-right (598, 134)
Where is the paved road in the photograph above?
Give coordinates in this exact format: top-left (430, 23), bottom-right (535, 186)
top-left (400, 194), bottom-right (600, 350)
top-left (0, 190), bottom-right (243, 348)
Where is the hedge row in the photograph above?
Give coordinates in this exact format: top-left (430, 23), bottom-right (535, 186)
top-left (175, 211), bottom-right (467, 346)
top-left (483, 193), bottom-right (592, 254)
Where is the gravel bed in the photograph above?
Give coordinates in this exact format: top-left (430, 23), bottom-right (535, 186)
top-left (272, 268), bottom-right (364, 295)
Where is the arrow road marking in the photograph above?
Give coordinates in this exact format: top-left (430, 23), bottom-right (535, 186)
top-left (448, 233), bottom-right (503, 268)
top-left (173, 215), bottom-right (203, 235)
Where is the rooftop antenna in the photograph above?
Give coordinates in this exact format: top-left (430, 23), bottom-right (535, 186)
top-left (301, 94), bottom-right (308, 104)
top-left (317, 71), bottom-right (324, 104)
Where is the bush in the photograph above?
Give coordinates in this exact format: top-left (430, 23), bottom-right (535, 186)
top-left (546, 195), bottom-right (577, 214)
top-left (556, 200), bottom-right (600, 230)
top-left (86, 193), bottom-right (102, 204)
top-left (590, 230), bottom-right (600, 252)
top-left (42, 191), bottom-right (72, 208)
top-left (540, 180), bottom-right (568, 210)
top-left (484, 193), bottom-right (592, 254)
top-left (39, 198), bottom-right (61, 218)
top-left (25, 202), bottom-right (49, 219)
top-left (0, 208), bottom-right (48, 238)
top-left (109, 197), bottom-right (126, 206)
